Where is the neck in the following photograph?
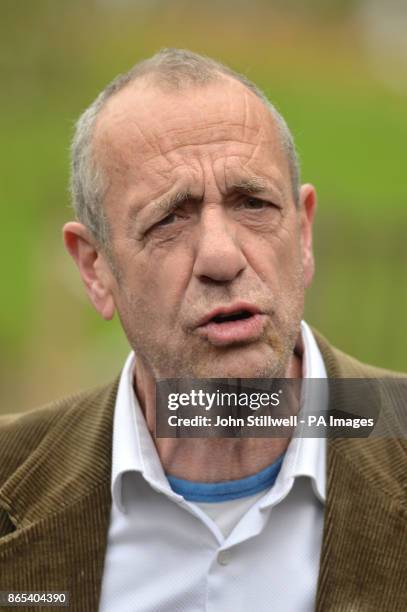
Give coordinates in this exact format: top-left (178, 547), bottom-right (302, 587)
top-left (133, 350), bottom-right (302, 482)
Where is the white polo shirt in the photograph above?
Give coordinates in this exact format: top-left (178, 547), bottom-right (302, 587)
top-left (99, 321), bottom-right (327, 612)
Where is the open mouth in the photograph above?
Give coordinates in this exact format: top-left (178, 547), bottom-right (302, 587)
top-left (197, 305), bottom-right (265, 346)
top-left (211, 310), bottom-right (254, 324)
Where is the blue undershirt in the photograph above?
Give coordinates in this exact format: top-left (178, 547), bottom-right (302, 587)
top-left (166, 453), bottom-right (285, 503)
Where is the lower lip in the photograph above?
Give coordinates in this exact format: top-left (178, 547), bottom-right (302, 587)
top-left (197, 314), bottom-right (266, 346)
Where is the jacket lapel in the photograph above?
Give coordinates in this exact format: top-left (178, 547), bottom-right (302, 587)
top-left (316, 439), bottom-right (407, 611)
top-left (0, 379), bottom-right (119, 611)
top-left (0, 484), bottom-right (111, 610)
top-left (314, 331), bottom-right (407, 611)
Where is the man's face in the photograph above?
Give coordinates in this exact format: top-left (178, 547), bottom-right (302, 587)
top-left (93, 76), bottom-right (315, 378)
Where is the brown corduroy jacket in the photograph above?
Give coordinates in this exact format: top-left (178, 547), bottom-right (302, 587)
top-left (0, 331), bottom-right (406, 612)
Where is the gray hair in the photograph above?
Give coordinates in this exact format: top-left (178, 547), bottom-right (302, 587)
top-left (70, 48), bottom-right (301, 249)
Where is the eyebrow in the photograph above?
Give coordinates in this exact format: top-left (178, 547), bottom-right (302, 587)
top-left (152, 188), bottom-right (195, 216)
top-left (230, 176), bottom-right (270, 194)
top-left (150, 177), bottom-right (270, 216)
top-left (127, 188), bottom-right (195, 225)
top-left (129, 174), bottom-right (279, 225)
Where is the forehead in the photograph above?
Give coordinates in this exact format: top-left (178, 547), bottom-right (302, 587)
top-left (93, 76), bottom-right (289, 196)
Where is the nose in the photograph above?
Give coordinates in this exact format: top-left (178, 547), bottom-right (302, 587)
top-left (192, 207), bottom-right (246, 283)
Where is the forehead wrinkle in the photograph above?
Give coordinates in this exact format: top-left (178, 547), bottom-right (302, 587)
top-left (137, 136), bottom-right (263, 168)
top-left (103, 102), bottom-right (273, 176)
top-left (245, 124), bottom-right (271, 166)
top-left (104, 107), bottom-right (262, 170)
top-left (133, 109), bottom-right (263, 163)
top-left (97, 79), bottom-right (276, 174)
top-left (240, 86), bottom-right (277, 148)
top-left (160, 120), bottom-right (261, 139)
top-left (242, 88), bottom-right (252, 147)
top-left (95, 113), bottom-right (160, 172)
top-left (135, 140), bottom-right (270, 183)
top-left (237, 95), bottom-right (290, 180)
top-left (241, 125), bottom-right (291, 202)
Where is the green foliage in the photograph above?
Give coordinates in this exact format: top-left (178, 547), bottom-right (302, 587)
top-left (1, 1), bottom-right (406, 410)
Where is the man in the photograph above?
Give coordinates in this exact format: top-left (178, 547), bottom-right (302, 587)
top-left (0, 49), bottom-right (406, 612)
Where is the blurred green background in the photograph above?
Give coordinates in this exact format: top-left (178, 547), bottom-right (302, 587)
top-left (1, 0), bottom-right (406, 414)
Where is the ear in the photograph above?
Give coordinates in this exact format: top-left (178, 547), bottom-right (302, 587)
top-left (299, 183), bottom-right (317, 288)
top-left (63, 222), bottom-right (116, 320)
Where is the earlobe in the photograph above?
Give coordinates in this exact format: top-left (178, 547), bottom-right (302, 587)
top-left (63, 222), bottom-right (116, 321)
top-left (91, 277), bottom-right (116, 321)
top-left (299, 184), bottom-right (317, 288)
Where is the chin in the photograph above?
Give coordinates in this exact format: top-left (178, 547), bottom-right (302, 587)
top-left (191, 345), bottom-right (287, 379)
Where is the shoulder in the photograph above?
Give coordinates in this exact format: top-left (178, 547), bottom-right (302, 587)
top-left (312, 327), bottom-right (407, 378)
top-left (0, 381), bottom-right (119, 490)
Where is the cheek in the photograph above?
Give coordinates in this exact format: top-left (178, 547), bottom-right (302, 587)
top-left (120, 247), bottom-right (194, 323)
top-left (244, 228), bottom-right (303, 289)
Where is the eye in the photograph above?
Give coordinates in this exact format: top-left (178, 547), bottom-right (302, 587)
top-left (243, 197), bottom-right (271, 209)
top-left (147, 209), bottom-right (188, 236)
top-left (156, 212), bottom-right (177, 227)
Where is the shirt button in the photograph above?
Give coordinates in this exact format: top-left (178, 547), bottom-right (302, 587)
top-left (217, 550), bottom-right (231, 566)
